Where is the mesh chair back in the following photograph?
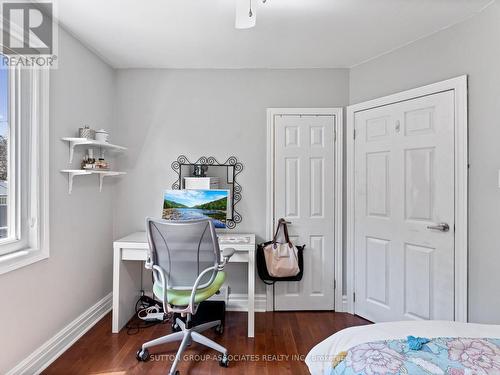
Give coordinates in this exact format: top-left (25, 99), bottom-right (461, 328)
top-left (146, 218), bottom-right (220, 290)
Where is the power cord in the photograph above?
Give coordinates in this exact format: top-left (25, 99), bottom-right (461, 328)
top-left (125, 291), bottom-right (172, 335)
top-left (138, 304), bottom-right (164, 321)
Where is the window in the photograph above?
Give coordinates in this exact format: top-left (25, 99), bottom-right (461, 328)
top-left (0, 59), bottom-right (49, 274)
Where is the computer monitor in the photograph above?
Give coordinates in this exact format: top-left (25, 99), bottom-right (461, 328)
top-left (162, 189), bottom-right (230, 228)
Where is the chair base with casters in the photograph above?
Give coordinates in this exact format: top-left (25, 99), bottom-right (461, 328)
top-left (136, 315), bottom-right (229, 375)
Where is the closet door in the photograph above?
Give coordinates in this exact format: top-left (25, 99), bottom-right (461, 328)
top-left (354, 91), bottom-right (455, 322)
top-left (273, 114), bottom-right (336, 310)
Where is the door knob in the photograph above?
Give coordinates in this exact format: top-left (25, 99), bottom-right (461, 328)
top-left (427, 223), bottom-right (450, 232)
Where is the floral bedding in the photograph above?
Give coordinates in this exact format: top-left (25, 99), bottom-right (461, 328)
top-left (329, 337), bottom-right (500, 375)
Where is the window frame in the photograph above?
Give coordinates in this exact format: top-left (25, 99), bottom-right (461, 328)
top-left (0, 64), bottom-right (50, 274)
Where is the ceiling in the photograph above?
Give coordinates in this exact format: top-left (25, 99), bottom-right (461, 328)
top-left (56, 0), bottom-right (493, 69)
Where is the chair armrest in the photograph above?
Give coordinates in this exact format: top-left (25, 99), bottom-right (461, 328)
top-left (218, 247), bottom-right (235, 270)
top-left (222, 247), bottom-right (235, 260)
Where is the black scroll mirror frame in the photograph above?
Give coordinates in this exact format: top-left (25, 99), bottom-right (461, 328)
top-left (171, 155), bottom-right (243, 229)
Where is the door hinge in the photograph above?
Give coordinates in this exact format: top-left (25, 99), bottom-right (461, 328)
top-left (334, 279), bottom-right (336, 290)
top-left (334, 130), bottom-right (337, 142)
top-left (353, 129), bottom-right (356, 139)
top-left (353, 292), bottom-right (356, 303)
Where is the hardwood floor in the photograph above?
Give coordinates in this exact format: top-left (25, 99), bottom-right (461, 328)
top-left (44, 311), bottom-right (370, 375)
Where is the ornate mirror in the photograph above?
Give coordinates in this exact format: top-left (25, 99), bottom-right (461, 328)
top-left (171, 155), bottom-right (243, 229)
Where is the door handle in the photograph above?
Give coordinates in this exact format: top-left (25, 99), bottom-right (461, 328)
top-left (426, 223), bottom-right (450, 232)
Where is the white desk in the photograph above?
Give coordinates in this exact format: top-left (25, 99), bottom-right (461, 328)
top-left (112, 232), bottom-right (256, 337)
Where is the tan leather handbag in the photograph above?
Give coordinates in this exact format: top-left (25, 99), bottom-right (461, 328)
top-left (263, 219), bottom-right (300, 277)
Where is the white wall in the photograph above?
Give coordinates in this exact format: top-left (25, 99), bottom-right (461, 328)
top-left (0, 28), bottom-right (116, 373)
top-left (350, 2), bottom-right (500, 323)
top-left (112, 68), bottom-right (349, 293)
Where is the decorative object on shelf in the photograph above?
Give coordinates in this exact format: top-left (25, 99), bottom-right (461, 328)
top-left (95, 158), bottom-right (109, 170)
top-left (95, 129), bottom-right (109, 143)
top-left (82, 148), bottom-right (110, 171)
top-left (171, 155), bottom-right (243, 229)
top-left (81, 148), bottom-right (96, 169)
top-left (78, 125), bottom-right (95, 140)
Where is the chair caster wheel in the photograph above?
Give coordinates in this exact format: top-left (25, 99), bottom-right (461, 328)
top-left (219, 354), bottom-right (229, 367)
top-left (136, 348), bottom-right (149, 362)
top-left (215, 323), bottom-right (224, 335)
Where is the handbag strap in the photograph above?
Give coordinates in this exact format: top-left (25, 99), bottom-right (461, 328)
top-left (272, 220), bottom-right (283, 244)
top-left (281, 220), bottom-right (293, 248)
top-left (273, 218), bottom-right (294, 248)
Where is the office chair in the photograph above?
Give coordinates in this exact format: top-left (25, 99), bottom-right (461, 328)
top-left (136, 218), bottom-right (235, 375)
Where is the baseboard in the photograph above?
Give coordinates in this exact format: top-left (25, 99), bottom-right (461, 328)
top-left (227, 293), bottom-right (267, 312)
top-left (7, 292), bottom-right (112, 375)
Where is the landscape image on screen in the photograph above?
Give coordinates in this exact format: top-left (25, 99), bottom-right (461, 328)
top-left (163, 189), bottom-right (229, 228)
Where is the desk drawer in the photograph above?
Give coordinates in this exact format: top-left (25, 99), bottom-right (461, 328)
top-left (219, 245), bottom-right (254, 252)
top-left (122, 248), bottom-right (148, 261)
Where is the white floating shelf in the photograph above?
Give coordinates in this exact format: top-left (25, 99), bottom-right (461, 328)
top-left (61, 137), bottom-right (127, 164)
top-left (61, 169), bottom-right (126, 194)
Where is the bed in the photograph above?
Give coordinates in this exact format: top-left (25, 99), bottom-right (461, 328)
top-left (305, 321), bottom-right (500, 375)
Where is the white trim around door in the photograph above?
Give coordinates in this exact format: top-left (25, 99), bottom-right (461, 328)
top-left (266, 108), bottom-right (344, 312)
top-left (346, 76), bottom-right (468, 322)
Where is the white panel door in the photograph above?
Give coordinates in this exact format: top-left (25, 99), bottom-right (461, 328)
top-left (354, 91), bottom-right (455, 322)
top-left (274, 115), bottom-right (335, 310)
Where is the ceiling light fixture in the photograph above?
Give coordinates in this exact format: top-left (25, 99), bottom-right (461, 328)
top-left (235, 0), bottom-right (266, 29)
